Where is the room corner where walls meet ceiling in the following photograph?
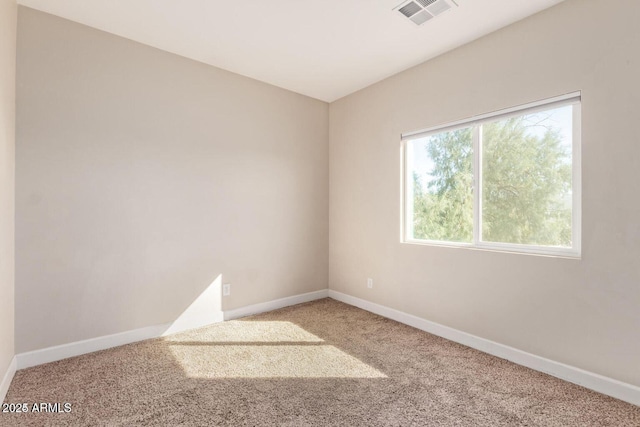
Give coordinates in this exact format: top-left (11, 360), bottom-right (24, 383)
top-left (16, 0), bottom-right (565, 102)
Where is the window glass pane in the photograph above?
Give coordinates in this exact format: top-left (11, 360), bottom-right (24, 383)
top-left (481, 105), bottom-right (573, 247)
top-left (407, 127), bottom-right (473, 243)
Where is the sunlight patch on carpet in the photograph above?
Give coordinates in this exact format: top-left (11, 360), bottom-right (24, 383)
top-left (164, 320), bottom-right (386, 378)
top-left (163, 320), bottom-right (325, 343)
top-left (168, 343), bottom-right (387, 378)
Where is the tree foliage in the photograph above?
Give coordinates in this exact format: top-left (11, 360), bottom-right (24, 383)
top-left (412, 116), bottom-right (572, 247)
top-left (412, 128), bottom-right (473, 242)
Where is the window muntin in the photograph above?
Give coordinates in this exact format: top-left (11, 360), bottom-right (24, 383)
top-left (403, 94), bottom-right (580, 257)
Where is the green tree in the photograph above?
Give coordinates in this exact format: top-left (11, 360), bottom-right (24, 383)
top-left (412, 128), bottom-right (473, 242)
top-left (412, 116), bottom-right (572, 247)
top-left (482, 117), bottom-right (571, 246)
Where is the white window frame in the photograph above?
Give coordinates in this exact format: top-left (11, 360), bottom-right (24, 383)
top-left (402, 92), bottom-right (581, 258)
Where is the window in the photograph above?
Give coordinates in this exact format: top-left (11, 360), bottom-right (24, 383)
top-left (403, 93), bottom-right (581, 257)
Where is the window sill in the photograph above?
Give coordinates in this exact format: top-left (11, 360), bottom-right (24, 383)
top-left (403, 238), bottom-right (581, 259)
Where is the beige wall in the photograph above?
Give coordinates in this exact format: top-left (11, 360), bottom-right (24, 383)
top-left (0, 0), bottom-right (16, 381)
top-left (16, 8), bottom-right (329, 353)
top-left (329, 0), bottom-right (640, 387)
top-left (13, 0), bottom-right (640, 389)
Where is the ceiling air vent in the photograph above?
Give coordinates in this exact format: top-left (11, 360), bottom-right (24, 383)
top-left (398, 1), bottom-right (422, 18)
top-left (394, 0), bottom-right (457, 26)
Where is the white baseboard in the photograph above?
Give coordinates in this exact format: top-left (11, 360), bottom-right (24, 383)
top-left (328, 290), bottom-right (640, 407)
top-left (161, 312), bottom-right (224, 336)
top-left (224, 289), bottom-right (329, 320)
top-left (0, 356), bottom-right (17, 403)
top-left (15, 289), bottom-right (329, 371)
top-left (16, 323), bottom-right (172, 370)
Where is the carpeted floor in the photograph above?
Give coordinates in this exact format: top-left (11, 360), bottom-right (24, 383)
top-left (2, 298), bottom-right (639, 426)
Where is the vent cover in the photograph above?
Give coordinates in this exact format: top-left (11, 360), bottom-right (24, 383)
top-left (410, 10), bottom-right (433, 26)
top-left (416, 0), bottom-right (438, 7)
top-left (394, 0), bottom-right (457, 26)
top-left (398, 1), bottom-right (422, 18)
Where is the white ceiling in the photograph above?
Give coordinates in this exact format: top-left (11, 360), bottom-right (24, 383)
top-left (17, 0), bottom-right (565, 102)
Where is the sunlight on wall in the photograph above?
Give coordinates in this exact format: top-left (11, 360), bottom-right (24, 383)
top-left (165, 320), bottom-right (387, 378)
top-left (162, 274), bottom-right (223, 336)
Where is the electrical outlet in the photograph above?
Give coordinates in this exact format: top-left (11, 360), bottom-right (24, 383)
top-left (222, 283), bottom-right (231, 296)
top-left (367, 278), bottom-right (373, 289)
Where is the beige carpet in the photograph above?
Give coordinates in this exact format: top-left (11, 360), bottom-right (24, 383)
top-left (3, 298), bottom-right (639, 426)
